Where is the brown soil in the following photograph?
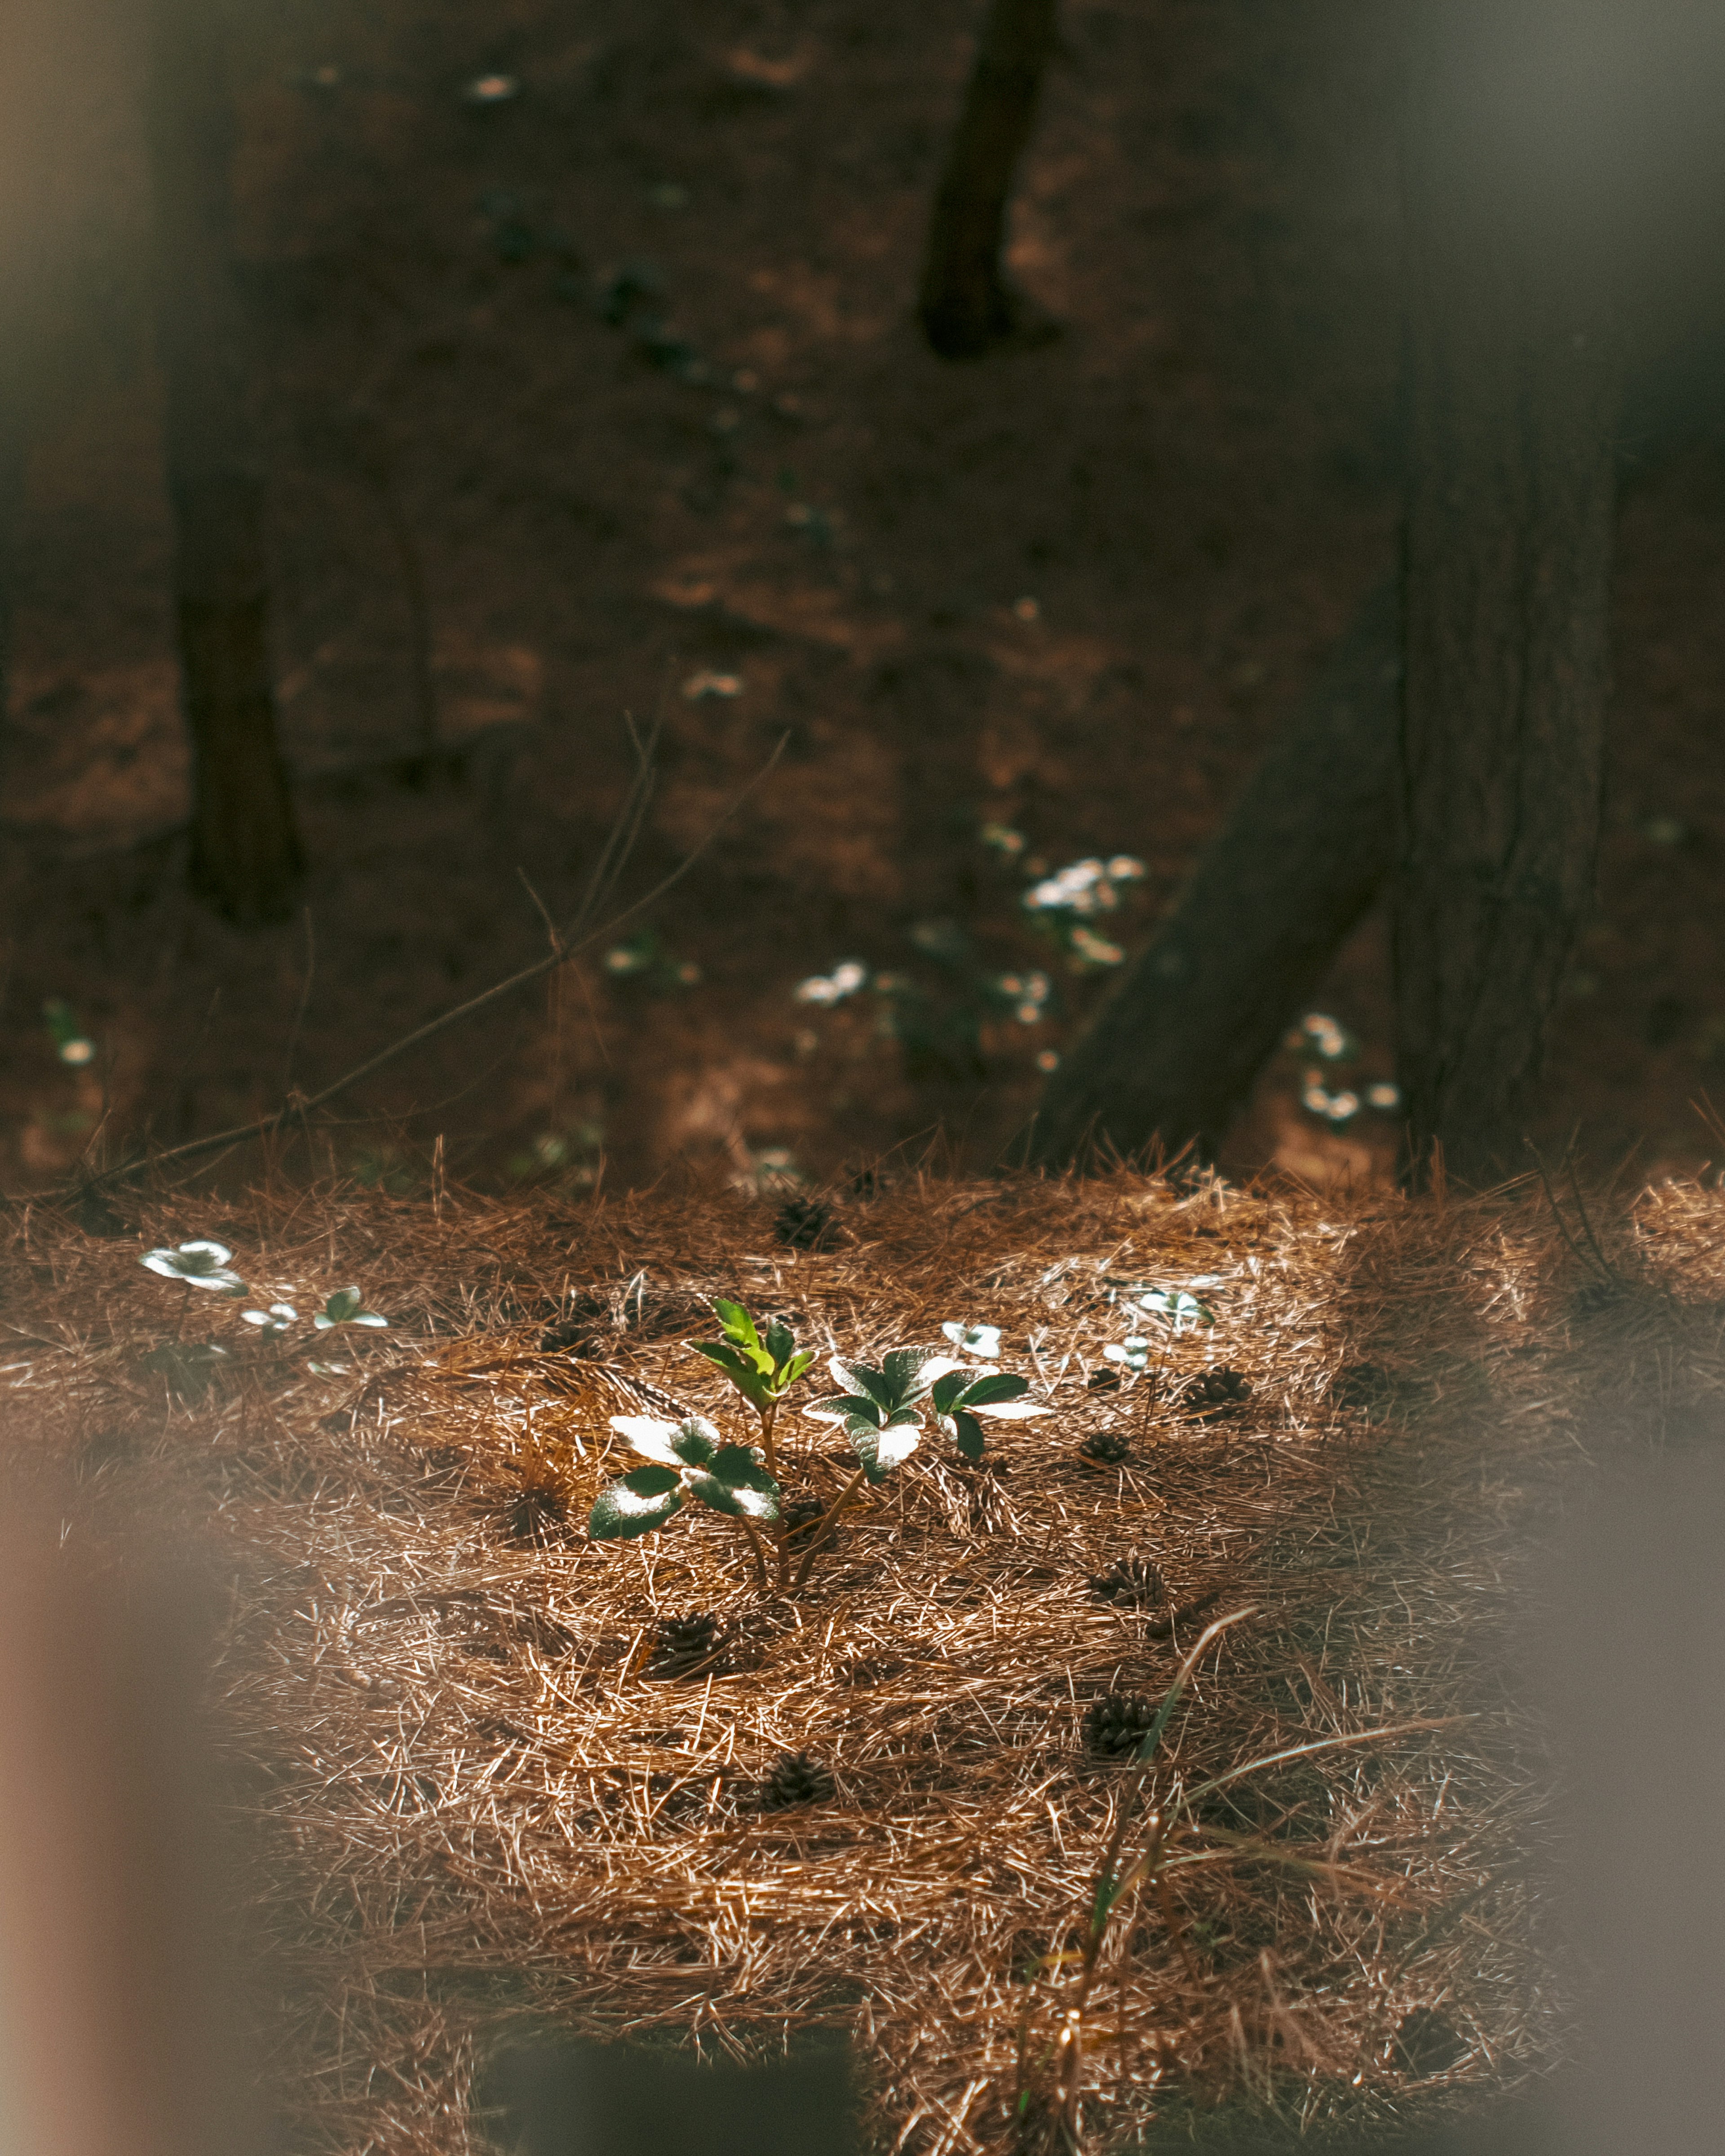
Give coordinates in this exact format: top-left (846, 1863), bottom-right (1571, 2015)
top-left (4, 0), bottom-right (1725, 1202)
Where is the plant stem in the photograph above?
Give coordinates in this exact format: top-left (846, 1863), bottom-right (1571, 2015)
top-left (789, 1466), bottom-right (869, 1593)
top-left (735, 1513), bottom-right (771, 1594)
top-left (759, 1397), bottom-right (779, 1481)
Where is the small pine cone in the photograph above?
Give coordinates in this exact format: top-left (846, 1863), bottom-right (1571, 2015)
top-left (648, 1612), bottom-right (722, 1678)
top-left (775, 1197), bottom-right (836, 1250)
top-left (1181, 1366), bottom-right (1252, 1420)
top-left (1084, 1692), bottom-right (1158, 1762)
top-left (1089, 1554), bottom-right (1165, 1608)
top-left (780, 1496), bottom-right (827, 1540)
top-left (1079, 1429), bottom-right (1131, 1466)
top-left (761, 1749), bottom-right (834, 1810)
top-left (1086, 1365), bottom-right (1122, 1393)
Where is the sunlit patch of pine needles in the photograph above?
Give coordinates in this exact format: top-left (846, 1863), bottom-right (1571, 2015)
top-left (8, 1164), bottom-right (1725, 2153)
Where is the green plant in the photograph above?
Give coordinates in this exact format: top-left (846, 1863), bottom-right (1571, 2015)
top-left (796, 1346), bottom-right (1044, 1589)
top-left (686, 1299), bottom-right (814, 1481)
top-left (590, 1412), bottom-right (781, 1586)
top-left (314, 1287), bottom-right (389, 1331)
top-left (140, 1239), bottom-right (246, 1294)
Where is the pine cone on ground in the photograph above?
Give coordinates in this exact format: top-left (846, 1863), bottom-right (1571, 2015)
top-left (774, 1197), bottom-right (836, 1250)
top-left (761, 1749), bottom-right (835, 1810)
top-left (1181, 1366), bottom-right (1252, 1420)
top-left (1088, 1554), bottom-right (1166, 1608)
top-left (780, 1496), bottom-right (827, 1540)
top-left (1083, 1692), bottom-right (1158, 1762)
top-left (647, 1612), bottom-right (722, 1678)
top-left (1079, 1429), bottom-right (1131, 1465)
top-left (1086, 1365), bottom-right (1122, 1393)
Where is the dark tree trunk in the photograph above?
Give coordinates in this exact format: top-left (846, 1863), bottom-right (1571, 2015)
top-left (918, 0), bottom-right (1059, 359)
top-left (1393, 8), bottom-right (1623, 1188)
top-left (145, 0), bottom-right (302, 926)
top-left (0, 399), bottom-right (22, 745)
top-left (1028, 580), bottom-right (1403, 1167)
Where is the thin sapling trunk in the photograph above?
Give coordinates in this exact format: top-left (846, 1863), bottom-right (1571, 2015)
top-left (145, 0), bottom-right (303, 925)
top-left (919, 0), bottom-right (1060, 358)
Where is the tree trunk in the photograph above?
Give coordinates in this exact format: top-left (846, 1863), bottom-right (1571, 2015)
top-left (1027, 579), bottom-right (1402, 1168)
top-left (1393, 7), bottom-right (1623, 1188)
top-left (145, 0), bottom-right (302, 926)
top-left (0, 398), bottom-right (22, 746)
top-left (918, 0), bottom-right (1059, 359)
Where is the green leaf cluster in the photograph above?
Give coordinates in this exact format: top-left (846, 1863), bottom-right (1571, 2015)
top-left (929, 1366), bottom-right (1035, 1462)
top-left (807, 1348), bottom-right (1044, 1474)
top-left (688, 1299), bottom-right (814, 1412)
top-left (590, 1414), bottom-right (781, 1542)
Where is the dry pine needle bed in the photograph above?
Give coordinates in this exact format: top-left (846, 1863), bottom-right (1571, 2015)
top-left (8, 1166), bottom-right (1725, 2154)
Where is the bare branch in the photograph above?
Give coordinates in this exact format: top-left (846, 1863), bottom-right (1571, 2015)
top-left (43, 725), bottom-right (786, 1200)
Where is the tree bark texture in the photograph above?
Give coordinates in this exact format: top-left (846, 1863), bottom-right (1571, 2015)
top-left (1393, 5), bottom-right (1624, 1188)
top-left (145, 0), bottom-right (302, 925)
top-left (1028, 579), bottom-right (1403, 1168)
top-left (918, 0), bottom-right (1058, 359)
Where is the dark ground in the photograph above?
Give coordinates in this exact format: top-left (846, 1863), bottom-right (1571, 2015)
top-left (4, 0), bottom-right (1725, 1202)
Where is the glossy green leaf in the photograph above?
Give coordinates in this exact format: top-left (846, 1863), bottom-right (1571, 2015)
top-left (958, 1370), bottom-right (1029, 1409)
top-left (689, 1340), bottom-right (774, 1405)
top-left (930, 1370), bottom-right (969, 1415)
top-left (588, 1465), bottom-right (686, 1541)
top-left (849, 1413), bottom-right (920, 1484)
top-left (805, 1390), bottom-right (883, 1428)
top-left (842, 1361), bottom-right (897, 1412)
top-left (686, 1446), bottom-right (781, 1521)
top-left (763, 1317), bottom-right (795, 1370)
top-left (947, 1410), bottom-right (986, 1461)
top-left (670, 1417), bottom-right (721, 1467)
top-left (712, 1298), bottom-right (760, 1348)
top-left (880, 1347), bottom-right (933, 1404)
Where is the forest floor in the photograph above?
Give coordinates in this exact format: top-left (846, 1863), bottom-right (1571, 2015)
top-left (4, 0), bottom-right (1725, 1202)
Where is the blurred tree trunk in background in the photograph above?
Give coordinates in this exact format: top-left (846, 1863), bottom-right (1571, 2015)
top-left (1027, 581), bottom-right (1402, 1167)
top-left (0, 394), bottom-right (21, 746)
top-left (1393, 1), bottom-right (1624, 1188)
top-left (145, 0), bottom-right (302, 925)
top-left (918, 0), bottom-right (1059, 358)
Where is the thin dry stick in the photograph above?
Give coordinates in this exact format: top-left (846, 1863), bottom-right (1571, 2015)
top-left (788, 1466), bottom-right (870, 1593)
top-left (47, 724), bottom-right (786, 1201)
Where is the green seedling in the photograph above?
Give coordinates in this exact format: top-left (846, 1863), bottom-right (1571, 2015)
top-left (798, 1347), bottom-right (1046, 1586)
top-left (687, 1299), bottom-right (814, 1480)
top-left (592, 1413), bottom-right (781, 1587)
top-left (929, 1366), bottom-right (1039, 1462)
top-left (314, 1287), bottom-right (388, 1331)
top-left (141, 1239), bottom-right (246, 1294)
top-left (241, 1302), bottom-right (298, 1339)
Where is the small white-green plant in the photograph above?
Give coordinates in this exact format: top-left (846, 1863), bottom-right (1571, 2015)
top-left (314, 1287), bottom-right (389, 1331)
top-left (241, 1302), bottom-right (298, 1338)
top-left (941, 1319), bottom-right (1002, 1360)
top-left (591, 1413), bottom-right (781, 1586)
top-left (796, 1347), bottom-right (1045, 1589)
top-left (141, 1240), bottom-right (246, 1294)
